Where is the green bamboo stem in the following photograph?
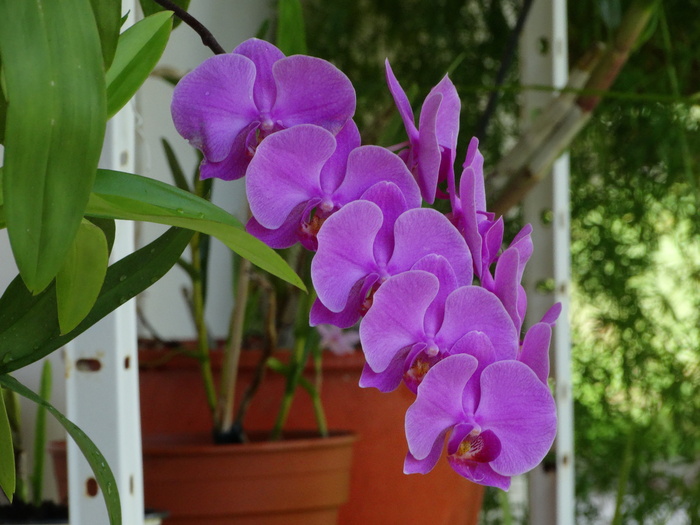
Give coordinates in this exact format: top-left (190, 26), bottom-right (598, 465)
top-left (30, 360), bottom-right (51, 506)
top-left (216, 255), bottom-right (252, 435)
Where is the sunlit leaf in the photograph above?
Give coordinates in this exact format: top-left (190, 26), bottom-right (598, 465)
top-left (87, 170), bottom-right (305, 291)
top-left (0, 390), bottom-right (15, 502)
top-left (0, 228), bottom-right (193, 374)
top-left (0, 0), bottom-right (107, 293)
top-left (106, 11), bottom-right (173, 118)
top-left (0, 375), bottom-right (120, 525)
top-left (56, 220), bottom-right (109, 334)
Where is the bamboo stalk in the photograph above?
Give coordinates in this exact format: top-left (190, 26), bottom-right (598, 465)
top-left (490, 0), bottom-right (658, 216)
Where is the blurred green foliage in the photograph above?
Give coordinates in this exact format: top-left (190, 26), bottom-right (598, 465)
top-left (303, 0), bottom-right (700, 522)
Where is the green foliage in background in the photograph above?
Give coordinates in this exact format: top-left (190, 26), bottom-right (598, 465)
top-left (303, 0), bottom-right (700, 522)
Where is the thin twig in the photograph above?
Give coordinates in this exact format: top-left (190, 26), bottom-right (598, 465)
top-left (151, 0), bottom-right (226, 55)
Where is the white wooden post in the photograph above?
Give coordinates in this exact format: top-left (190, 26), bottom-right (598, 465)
top-left (520, 1), bottom-right (575, 524)
top-left (65, 4), bottom-right (144, 524)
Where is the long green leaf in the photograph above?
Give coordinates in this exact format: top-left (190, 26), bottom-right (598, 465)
top-left (87, 170), bottom-right (305, 290)
top-left (0, 375), bottom-right (120, 525)
top-left (106, 11), bottom-right (173, 118)
top-left (0, 228), bottom-right (193, 374)
top-left (276, 0), bottom-right (307, 55)
top-left (56, 220), bottom-right (109, 334)
top-left (90, 0), bottom-right (122, 69)
top-left (0, 389), bottom-right (15, 502)
top-left (0, 0), bottom-right (107, 293)
top-left (31, 360), bottom-right (52, 506)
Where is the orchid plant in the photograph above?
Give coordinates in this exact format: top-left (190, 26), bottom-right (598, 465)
top-left (171, 27), bottom-right (560, 488)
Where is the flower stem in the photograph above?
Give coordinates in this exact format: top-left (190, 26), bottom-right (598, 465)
top-left (151, 0), bottom-right (226, 55)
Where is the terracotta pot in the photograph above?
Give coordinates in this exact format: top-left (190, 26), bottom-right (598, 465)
top-left (139, 345), bottom-right (484, 525)
top-left (141, 431), bottom-right (355, 525)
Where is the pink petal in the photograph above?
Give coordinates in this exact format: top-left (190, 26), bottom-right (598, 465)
top-left (519, 322), bottom-right (552, 383)
top-left (476, 361), bottom-right (557, 477)
top-left (360, 271), bottom-right (439, 373)
top-left (246, 125), bottom-right (335, 229)
top-left (388, 208), bottom-right (473, 285)
top-left (312, 200), bottom-right (384, 312)
top-left (232, 38), bottom-right (285, 112)
top-left (405, 354), bottom-right (478, 460)
top-left (171, 54), bottom-right (258, 163)
top-left (438, 286), bottom-right (519, 361)
top-left (272, 55), bottom-right (355, 134)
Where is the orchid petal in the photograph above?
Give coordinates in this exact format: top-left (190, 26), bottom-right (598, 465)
top-left (405, 354), bottom-right (477, 460)
top-left (404, 441), bottom-right (444, 475)
top-left (415, 92), bottom-right (443, 203)
top-left (540, 302), bottom-right (562, 326)
top-left (476, 361), bottom-right (557, 477)
top-left (493, 247), bottom-right (522, 331)
top-left (430, 75), bottom-right (461, 151)
top-left (309, 273), bottom-right (379, 328)
top-left (199, 122), bottom-right (257, 181)
top-left (359, 182), bottom-right (410, 266)
top-left (245, 202), bottom-right (307, 249)
top-left (519, 322), bottom-right (552, 384)
top-left (389, 208), bottom-right (472, 285)
top-left (335, 146), bottom-right (421, 209)
top-left (438, 286), bottom-right (518, 360)
top-left (312, 200), bottom-right (383, 312)
top-left (246, 124), bottom-right (335, 229)
top-left (360, 271), bottom-right (438, 373)
top-left (410, 254), bottom-right (459, 336)
top-left (171, 53), bottom-right (258, 163)
top-left (272, 55), bottom-right (355, 134)
top-left (232, 38), bottom-right (285, 112)
top-left (385, 59), bottom-right (418, 139)
top-left (319, 119), bottom-right (361, 194)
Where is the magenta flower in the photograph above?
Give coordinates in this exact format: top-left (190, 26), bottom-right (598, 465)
top-left (245, 122), bottom-right (420, 250)
top-left (359, 264), bottom-right (518, 393)
top-left (385, 60), bottom-right (461, 204)
top-left (171, 38), bottom-right (356, 181)
top-left (404, 354), bottom-right (557, 490)
top-left (310, 194), bottom-right (472, 328)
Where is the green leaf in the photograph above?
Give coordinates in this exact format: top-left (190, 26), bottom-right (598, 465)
top-left (276, 0), bottom-right (307, 55)
top-left (0, 56), bottom-right (7, 145)
top-left (87, 170), bottom-right (305, 291)
top-left (0, 228), bottom-right (193, 374)
top-left (0, 389), bottom-right (15, 502)
top-left (31, 360), bottom-right (52, 506)
top-left (106, 11), bottom-right (173, 118)
top-left (0, 0), bottom-right (107, 293)
top-left (161, 138), bottom-right (191, 192)
top-left (139, 0), bottom-right (189, 28)
top-left (90, 0), bottom-right (122, 69)
top-left (0, 375), bottom-right (121, 525)
top-left (56, 220), bottom-right (109, 334)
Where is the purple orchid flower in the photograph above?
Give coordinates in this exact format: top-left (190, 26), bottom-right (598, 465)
top-left (310, 189), bottom-right (472, 328)
top-left (385, 60), bottom-right (460, 204)
top-left (359, 263), bottom-right (518, 393)
top-left (404, 354), bottom-right (557, 490)
top-left (245, 121), bottom-right (421, 250)
top-left (171, 38), bottom-right (355, 181)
